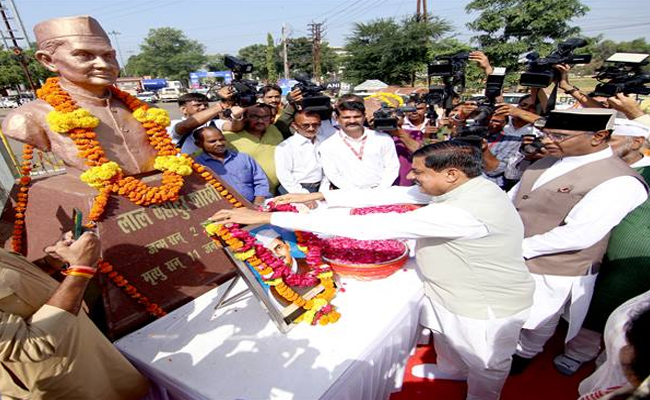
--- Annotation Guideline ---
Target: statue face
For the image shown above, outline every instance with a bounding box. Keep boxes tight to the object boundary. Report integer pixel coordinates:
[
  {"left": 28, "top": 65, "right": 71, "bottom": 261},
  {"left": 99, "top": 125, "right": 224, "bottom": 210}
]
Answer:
[{"left": 41, "top": 37, "right": 120, "bottom": 89}]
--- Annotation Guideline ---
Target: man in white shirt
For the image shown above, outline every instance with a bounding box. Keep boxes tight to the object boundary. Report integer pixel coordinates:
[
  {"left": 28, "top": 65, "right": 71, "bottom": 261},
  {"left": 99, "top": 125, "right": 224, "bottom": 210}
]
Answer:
[
  {"left": 318, "top": 100, "right": 399, "bottom": 189},
  {"left": 211, "top": 141, "right": 535, "bottom": 400},
  {"left": 168, "top": 91, "right": 244, "bottom": 156},
  {"left": 508, "top": 109, "right": 648, "bottom": 374},
  {"left": 275, "top": 110, "right": 328, "bottom": 194}
]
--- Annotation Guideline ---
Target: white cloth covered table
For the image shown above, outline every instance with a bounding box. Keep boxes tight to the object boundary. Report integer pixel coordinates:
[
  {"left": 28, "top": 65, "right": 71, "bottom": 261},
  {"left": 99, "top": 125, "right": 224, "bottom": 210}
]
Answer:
[{"left": 116, "top": 260, "right": 424, "bottom": 400}]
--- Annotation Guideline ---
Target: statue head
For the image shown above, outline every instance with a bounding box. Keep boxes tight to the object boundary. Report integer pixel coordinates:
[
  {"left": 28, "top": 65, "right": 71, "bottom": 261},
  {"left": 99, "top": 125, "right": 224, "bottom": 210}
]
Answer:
[{"left": 34, "top": 16, "right": 120, "bottom": 93}]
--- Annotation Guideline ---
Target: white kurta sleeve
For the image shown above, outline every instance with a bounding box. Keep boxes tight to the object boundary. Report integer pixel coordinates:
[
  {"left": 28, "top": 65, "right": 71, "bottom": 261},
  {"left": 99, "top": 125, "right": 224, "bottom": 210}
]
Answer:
[
  {"left": 275, "top": 143, "right": 308, "bottom": 194},
  {"left": 523, "top": 176, "right": 648, "bottom": 259},
  {"left": 271, "top": 203, "right": 488, "bottom": 240},
  {"left": 324, "top": 185, "right": 432, "bottom": 208}
]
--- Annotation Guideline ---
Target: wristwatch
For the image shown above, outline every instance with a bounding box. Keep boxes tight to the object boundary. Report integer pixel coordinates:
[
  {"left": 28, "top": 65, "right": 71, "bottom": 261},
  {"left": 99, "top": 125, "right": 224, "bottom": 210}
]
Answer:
[{"left": 564, "top": 86, "right": 581, "bottom": 95}]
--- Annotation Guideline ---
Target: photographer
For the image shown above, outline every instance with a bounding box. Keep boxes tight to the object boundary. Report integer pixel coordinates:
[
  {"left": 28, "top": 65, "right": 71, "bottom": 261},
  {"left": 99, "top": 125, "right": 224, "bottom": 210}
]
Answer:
[
  {"left": 0, "top": 231, "right": 149, "bottom": 399},
  {"left": 169, "top": 88, "right": 245, "bottom": 156},
  {"left": 556, "top": 64, "right": 611, "bottom": 109}
]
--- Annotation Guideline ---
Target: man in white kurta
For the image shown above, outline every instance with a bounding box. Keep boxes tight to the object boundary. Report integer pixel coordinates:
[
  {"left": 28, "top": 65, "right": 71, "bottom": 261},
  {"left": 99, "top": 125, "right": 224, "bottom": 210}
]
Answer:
[
  {"left": 211, "top": 141, "right": 534, "bottom": 400},
  {"left": 508, "top": 109, "right": 648, "bottom": 373},
  {"left": 318, "top": 100, "right": 399, "bottom": 189}
]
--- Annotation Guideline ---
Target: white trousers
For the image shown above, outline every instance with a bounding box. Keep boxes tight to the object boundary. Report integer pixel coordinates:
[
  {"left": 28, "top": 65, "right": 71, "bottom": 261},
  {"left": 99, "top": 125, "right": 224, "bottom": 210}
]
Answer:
[
  {"left": 517, "top": 272, "right": 597, "bottom": 358},
  {"left": 420, "top": 298, "right": 529, "bottom": 400}
]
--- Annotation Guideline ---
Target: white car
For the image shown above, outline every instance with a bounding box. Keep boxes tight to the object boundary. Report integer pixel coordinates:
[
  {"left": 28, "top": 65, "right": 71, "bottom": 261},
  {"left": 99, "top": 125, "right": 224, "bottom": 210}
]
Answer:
[
  {"left": 136, "top": 91, "right": 158, "bottom": 103},
  {"left": 159, "top": 87, "right": 186, "bottom": 102}
]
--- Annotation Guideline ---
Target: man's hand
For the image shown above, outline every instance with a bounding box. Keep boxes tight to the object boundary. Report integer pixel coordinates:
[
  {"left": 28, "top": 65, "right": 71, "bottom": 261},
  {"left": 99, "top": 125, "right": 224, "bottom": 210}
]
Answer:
[
  {"left": 229, "top": 106, "right": 245, "bottom": 120},
  {"left": 274, "top": 192, "right": 325, "bottom": 205},
  {"left": 209, "top": 209, "right": 272, "bottom": 225},
  {"left": 608, "top": 93, "right": 645, "bottom": 119},
  {"left": 554, "top": 64, "right": 572, "bottom": 90},
  {"left": 289, "top": 88, "right": 303, "bottom": 104},
  {"left": 44, "top": 231, "right": 101, "bottom": 268},
  {"left": 469, "top": 51, "right": 494, "bottom": 75},
  {"left": 217, "top": 85, "right": 235, "bottom": 100}
]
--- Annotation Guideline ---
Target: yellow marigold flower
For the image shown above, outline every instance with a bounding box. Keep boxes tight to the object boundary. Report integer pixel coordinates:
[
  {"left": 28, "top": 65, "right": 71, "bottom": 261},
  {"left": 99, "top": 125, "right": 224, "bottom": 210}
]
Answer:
[
  {"left": 204, "top": 223, "right": 222, "bottom": 236},
  {"left": 80, "top": 162, "right": 121, "bottom": 189},
  {"left": 46, "top": 109, "right": 100, "bottom": 133},
  {"left": 311, "top": 298, "right": 328, "bottom": 310},
  {"left": 234, "top": 248, "right": 255, "bottom": 260},
  {"left": 133, "top": 107, "right": 171, "bottom": 127},
  {"left": 266, "top": 278, "right": 283, "bottom": 286},
  {"left": 154, "top": 155, "right": 193, "bottom": 176},
  {"left": 318, "top": 271, "right": 333, "bottom": 279},
  {"left": 302, "top": 309, "right": 316, "bottom": 324}
]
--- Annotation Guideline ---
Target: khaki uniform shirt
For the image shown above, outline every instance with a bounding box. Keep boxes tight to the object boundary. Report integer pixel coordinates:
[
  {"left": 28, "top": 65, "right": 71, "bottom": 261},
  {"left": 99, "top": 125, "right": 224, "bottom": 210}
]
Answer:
[{"left": 0, "top": 250, "right": 149, "bottom": 400}]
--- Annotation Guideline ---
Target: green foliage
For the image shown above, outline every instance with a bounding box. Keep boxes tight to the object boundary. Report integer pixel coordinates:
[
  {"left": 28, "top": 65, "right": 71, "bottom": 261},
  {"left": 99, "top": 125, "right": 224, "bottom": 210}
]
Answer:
[
  {"left": 125, "top": 27, "right": 206, "bottom": 81},
  {"left": 204, "top": 54, "right": 226, "bottom": 71},
  {"left": 466, "top": 0, "right": 589, "bottom": 78},
  {"left": 0, "top": 47, "right": 53, "bottom": 89},
  {"left": 266, "top": 33, "right": 278, "bottom": 83},
  {"left": 238, "top": 37, "right": 339, "bottom": 81},
  {"left": 343, "top": 15, "right": 452, "bottom": 86}
]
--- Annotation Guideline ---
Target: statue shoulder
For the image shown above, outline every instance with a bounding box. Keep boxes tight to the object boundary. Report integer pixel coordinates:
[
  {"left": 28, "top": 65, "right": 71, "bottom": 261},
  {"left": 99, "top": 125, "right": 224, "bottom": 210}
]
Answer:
[{"left": 2, "top": 100, "right": 53, "bottom": 149}]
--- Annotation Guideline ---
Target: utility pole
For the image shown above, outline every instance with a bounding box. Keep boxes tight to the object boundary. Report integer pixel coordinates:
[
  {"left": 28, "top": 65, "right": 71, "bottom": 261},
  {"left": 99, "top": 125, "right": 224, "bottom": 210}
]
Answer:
[
  {"left": 416, "top": 0, "right": 428, "bottom": 22},
  {"left": 308, "top": 22, "right": 323, "bottom": 81},
  {"left": 282, "top": 23, "right": 289, "bottom": 79},
  {"left": 0, "top": 1, "right": 36, "bottom": 92},
  {"left": 7, "top": 0, "right": 29, "bottom": 48},
  {"left": 108, "top": 30, "right": 127, "bottom": 76}
]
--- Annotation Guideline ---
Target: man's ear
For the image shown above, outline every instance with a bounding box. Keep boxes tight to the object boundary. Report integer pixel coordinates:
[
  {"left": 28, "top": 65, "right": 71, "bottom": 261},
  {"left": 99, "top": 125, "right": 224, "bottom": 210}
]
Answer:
[
  {"left": 593, "top": 129, "right": 611, "bottom": 145},
  {"left": 34, "top": 50, "right": 58, "bottom": 73},
  {"left": 445, "top": 168, "right": 461, "bottom": 183}
]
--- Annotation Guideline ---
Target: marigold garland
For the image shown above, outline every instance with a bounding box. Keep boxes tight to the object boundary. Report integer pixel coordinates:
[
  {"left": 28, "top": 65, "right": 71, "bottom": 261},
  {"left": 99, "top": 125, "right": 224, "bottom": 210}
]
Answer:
[
  {"left": 11, "top": 144, "right": 33, "bottom": 253},
  {"left": 19, "top": 78, "right": 242, "bottom": 320},
  {"left": 205, "top": 202, "right": 340, "bottom": 326}
]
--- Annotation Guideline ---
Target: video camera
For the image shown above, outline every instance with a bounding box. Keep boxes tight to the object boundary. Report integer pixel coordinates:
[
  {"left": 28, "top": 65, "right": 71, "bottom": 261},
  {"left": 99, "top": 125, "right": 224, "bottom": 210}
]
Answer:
[
  {"left": 224, "top": 55, "right": 258, "bottom": 107},
  {"left": 372, "top": 104, "right": 417, "bottom": 132},
  {"left": 520, "top": 38, "right": 592, "bottom": 88},
  {"left": 292, "top": 73, "right": 332, "bottom": 120},
  {"left": 457, "top": 73, "right": 506, "bottom": 139},
  {"left": 592, "top": 53, "right": 650, "bottom": 97}
]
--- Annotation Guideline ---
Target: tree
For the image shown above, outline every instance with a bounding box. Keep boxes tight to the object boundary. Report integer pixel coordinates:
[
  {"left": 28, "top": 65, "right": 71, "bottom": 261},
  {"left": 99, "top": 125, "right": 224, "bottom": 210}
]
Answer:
[
  {"left": 0, "top": 47, "right": 53, "bottom": 90},
  {"left": 125, "top": 27, "right": 206, "bottom": 81},
  {"left": 237, "top": 44, "right": 268, "bottom": 80},
  {"left": 204, "top": 54, "right": 226, "bottom": 71},
  {"left": 266, "top": 33, "right": 278, "bottom": 83},
  {"left": 343, "top": 15, "right": 452, "bottom": 85},
  {"left": 466, "top": 0, "right": 589, "bottom": 78}
]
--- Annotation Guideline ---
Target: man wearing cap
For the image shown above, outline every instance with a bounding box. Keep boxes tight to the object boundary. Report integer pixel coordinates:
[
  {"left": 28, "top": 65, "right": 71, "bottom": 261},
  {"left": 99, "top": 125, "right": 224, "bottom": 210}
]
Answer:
[
  {"left": 508, "top": 108, "right": 649, "bottom": 374},
  {"left": 2, "top": 16, "right": 156, "bottom": 175},
  {"left": 552, "top": 119, "right": 650, "bottom": 381}
]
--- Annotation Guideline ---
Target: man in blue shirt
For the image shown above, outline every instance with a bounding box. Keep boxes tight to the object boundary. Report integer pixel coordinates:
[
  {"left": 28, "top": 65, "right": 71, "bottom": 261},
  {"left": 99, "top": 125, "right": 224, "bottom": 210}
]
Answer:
[{"left": 193, "top": 126, "right": 270, "bottom": 206}]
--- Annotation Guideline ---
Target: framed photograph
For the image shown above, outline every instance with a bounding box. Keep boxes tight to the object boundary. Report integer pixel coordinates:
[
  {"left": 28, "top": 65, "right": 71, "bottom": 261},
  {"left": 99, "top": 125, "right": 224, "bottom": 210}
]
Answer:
[{"left": 220, "top": 224, "right": 327, "bottom": 333}]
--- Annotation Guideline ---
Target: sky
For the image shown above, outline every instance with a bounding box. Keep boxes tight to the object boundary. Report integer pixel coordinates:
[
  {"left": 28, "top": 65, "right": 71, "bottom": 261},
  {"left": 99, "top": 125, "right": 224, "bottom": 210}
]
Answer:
[{"left": 12, "top": 0, "right": 650, "bottom": 66}]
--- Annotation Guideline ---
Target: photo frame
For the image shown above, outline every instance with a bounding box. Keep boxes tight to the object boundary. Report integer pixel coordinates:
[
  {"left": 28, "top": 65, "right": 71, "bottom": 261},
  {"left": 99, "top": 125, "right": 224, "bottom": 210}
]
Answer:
[{"left": 219, "top": 224, "right": 327, "bottom": 334}]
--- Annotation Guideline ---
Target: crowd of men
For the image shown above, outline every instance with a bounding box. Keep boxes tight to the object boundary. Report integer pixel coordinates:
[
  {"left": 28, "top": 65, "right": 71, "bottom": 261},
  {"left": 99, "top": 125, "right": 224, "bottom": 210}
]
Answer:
[{"left": 200, "top": 54, "right": 650, "bottom": 400}]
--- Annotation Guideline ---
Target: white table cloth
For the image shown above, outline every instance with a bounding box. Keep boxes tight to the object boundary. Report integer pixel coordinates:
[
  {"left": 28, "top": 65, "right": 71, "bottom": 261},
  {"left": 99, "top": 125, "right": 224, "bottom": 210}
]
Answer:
[{"left": 116, "top": 260, "right": 424, "bottom": 400}]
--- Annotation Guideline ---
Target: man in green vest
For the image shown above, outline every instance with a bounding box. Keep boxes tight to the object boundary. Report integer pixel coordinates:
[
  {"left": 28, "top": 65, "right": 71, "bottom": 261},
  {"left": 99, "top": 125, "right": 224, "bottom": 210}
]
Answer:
[
  {"left": 210, "top": 141, "right": 535, "bottom": 400},
  {"left": 553, "top": 118, "right": 650, "bottom": 376}
]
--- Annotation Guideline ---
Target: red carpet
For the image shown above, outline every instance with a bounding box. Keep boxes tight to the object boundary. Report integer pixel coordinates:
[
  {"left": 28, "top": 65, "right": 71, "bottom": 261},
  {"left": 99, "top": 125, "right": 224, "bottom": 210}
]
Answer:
[{"left": 391, "top": 322, "right": 596, "bottom": 400}]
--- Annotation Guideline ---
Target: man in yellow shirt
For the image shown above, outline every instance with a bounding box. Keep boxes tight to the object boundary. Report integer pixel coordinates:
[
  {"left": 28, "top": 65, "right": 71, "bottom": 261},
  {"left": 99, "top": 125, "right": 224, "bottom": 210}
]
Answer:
[{"left": 223, "top": 103, "right": 284, "bottom": 193}]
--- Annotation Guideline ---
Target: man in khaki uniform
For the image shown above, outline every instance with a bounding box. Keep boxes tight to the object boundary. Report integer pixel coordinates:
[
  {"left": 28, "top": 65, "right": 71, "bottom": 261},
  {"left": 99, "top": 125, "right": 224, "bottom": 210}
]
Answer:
[{"left": 0, "top": 232, "right": 149, "bottom": 399}]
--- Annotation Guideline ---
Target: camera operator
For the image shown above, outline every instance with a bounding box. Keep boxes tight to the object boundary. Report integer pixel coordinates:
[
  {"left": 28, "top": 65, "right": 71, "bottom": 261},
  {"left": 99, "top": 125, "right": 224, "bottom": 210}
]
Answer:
[
  {"left": 169, "top": 87, "right": 245, "bottom": 156},
  {"left": 556, "top": 64, "right": 612, "bottom": 109},
  {"left": 259, "top": 84, "right": 283, "bottom": 122}
]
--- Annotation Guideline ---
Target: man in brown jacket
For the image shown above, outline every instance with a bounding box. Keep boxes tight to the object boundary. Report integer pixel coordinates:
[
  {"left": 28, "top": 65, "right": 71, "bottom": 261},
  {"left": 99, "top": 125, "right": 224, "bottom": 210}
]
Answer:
[
  {"left": 0, "top": 232, "right": 149, "bottom": 399},
  {"left": 508, "top": 108, "right": 648, "bottom": 374}
]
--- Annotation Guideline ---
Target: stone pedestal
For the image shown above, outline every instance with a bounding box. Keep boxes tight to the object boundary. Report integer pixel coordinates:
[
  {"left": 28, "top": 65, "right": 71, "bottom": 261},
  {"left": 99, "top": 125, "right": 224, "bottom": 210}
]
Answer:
[{"left": 1, "top": 170, "right": 249, "bottom": 339}]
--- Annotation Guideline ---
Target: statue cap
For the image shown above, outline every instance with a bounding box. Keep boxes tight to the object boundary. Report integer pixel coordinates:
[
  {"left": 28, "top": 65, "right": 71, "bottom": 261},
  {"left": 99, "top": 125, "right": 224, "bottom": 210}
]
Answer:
[{"left": 34, "top": 16, "right": 110, "bottom": 47}]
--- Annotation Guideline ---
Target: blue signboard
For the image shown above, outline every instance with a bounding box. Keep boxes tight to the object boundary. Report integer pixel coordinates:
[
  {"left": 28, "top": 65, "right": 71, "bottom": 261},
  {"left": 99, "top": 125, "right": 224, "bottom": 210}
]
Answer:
[{"left": 189, "top": 71, "right": 233, "bottom": 88}]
